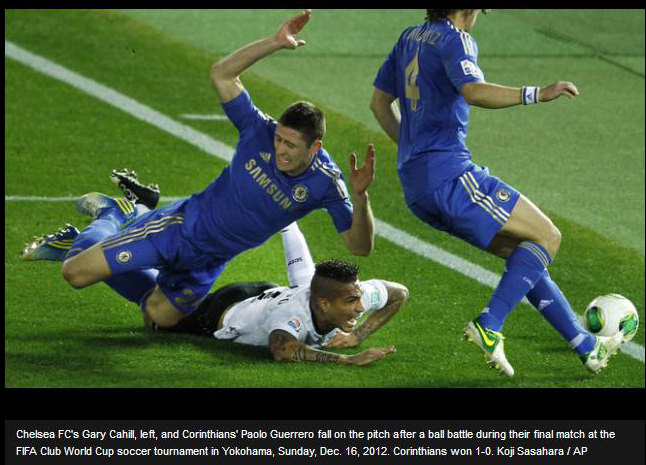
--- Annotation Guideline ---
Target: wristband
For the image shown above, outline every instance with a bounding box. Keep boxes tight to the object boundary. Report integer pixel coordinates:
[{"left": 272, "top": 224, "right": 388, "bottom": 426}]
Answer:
[{"left": 521, "top": 86, "right": 539, "bottom": 105}]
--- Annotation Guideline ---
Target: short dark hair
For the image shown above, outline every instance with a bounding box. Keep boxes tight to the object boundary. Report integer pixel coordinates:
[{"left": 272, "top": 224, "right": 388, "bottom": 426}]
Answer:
[
  {"left": 278, "top": 101, "right": 325, "bottom": 146},
  {"left": 311, "top": 259, "right": 359, "bottom": 300}
]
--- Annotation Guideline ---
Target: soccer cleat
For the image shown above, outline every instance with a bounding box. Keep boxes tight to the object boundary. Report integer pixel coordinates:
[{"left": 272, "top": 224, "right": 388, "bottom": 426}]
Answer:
[
  {"left": 110, "top": 168, "right": 160, "bottom": 210},
  {"left": 580, "top": 331, "right": 624, "bottom": 374},
  {"left": 463, "top": 319, "right": 515, "bottom": 377},
  {"left": 76, "top": 192, "right": 136, "bottom": 226},
  {"left": 20, "top": 224, "right": 79, "bottom": 261}
]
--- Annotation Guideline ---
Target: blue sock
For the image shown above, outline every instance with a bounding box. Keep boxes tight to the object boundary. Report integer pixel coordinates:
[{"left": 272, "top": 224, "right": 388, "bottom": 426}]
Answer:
[
  {"left": 478, "top": 241, "right": 552, "bottom": 331},
  {"left": 65, "top": 218, "right": 119, "bottom": 260},
  {"left": 527, "top": 271, "right": 595, "bottom": 354}
]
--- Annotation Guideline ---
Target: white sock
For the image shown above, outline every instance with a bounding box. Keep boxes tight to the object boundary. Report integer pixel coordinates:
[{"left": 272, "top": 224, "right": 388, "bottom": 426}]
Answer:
[{"left": 281, "top": 222, "right": 315, "bottom": 286}]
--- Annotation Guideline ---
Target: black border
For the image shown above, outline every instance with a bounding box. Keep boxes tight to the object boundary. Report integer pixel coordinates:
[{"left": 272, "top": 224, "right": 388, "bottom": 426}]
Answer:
[{"left": 5, "top": 387, "right": 645, "bottom": 420}]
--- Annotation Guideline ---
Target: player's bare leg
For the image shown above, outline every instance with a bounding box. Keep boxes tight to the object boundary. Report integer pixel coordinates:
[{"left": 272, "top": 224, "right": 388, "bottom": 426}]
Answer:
[
  {"left": 492, "top": 194, "right": 561, "bottom": 259},
  {"left": 61, "top": 242, "right": 112, "bottom": 289},
  {"left": 143, "top": 286, "right": 187, "bottom": 328}
]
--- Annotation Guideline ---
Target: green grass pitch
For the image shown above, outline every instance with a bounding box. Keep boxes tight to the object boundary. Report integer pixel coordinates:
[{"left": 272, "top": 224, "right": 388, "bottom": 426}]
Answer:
[{"left": 5, "top": 9, "right": 644, "bottom": 387}]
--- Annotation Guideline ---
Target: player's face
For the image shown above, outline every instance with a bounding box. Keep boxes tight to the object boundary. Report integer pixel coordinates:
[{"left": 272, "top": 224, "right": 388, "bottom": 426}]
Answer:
[
  {"left": 274, "top": 124, "right": 320, "bottom": 176},
  {"left": 326, "top": 281, "right": 364, "bottom": 332}
]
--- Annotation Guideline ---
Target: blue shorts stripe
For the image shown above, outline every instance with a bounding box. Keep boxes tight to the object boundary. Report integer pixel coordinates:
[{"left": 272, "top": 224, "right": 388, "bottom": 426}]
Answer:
[
  {"left": 465, "top": 172, "right": 510, "bottom": 221},
  {"left": 459, "top": 173, "right": 508, "bottom": 225}
]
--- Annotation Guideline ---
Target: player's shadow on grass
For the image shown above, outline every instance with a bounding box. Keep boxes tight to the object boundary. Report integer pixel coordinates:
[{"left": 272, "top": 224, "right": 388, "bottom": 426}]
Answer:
[
  {"left": 77, "top": 326, "right": 272, "bottom": 361},
  {"left": 6, "top": 326, "right": 271, "bottom": 380}
]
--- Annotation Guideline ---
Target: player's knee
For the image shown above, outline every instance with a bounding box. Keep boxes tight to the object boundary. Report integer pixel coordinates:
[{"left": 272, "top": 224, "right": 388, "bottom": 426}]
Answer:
[
  {"left": 541, "top": 223, "right": 562, "bottom": 259},
  {"left": 61, "top": 260, "right": 88, "bottom": 289}
]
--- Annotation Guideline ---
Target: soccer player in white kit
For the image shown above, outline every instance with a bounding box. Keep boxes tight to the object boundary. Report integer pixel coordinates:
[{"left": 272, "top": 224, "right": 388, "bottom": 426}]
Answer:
[{"left": 159, "top": 223, "right": 408, "bottom": 366}]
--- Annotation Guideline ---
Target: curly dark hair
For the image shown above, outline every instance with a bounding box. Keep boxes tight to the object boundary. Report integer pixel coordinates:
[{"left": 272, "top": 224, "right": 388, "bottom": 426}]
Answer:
[
  {"left": 311, "top": 259, "right": 359, "bottom": 300},
  {"left": 278, "top": 101, "right": 326, "bottom": 146}
]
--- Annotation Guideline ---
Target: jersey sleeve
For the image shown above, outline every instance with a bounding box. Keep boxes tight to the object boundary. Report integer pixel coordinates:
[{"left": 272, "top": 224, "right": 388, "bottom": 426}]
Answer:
[
  {"left": 359, "top": 279, "right": 388, "bottom": 315},
  {"left": 267, "top": 307, "right": 308, "bottom": 343},
  {"left": 221, "top": 89, "right": 274, "bottom": 134},
  {"left": 373, "top": 43, "right": 398, "bottom": 95},
  {"left": 441, "top": 31, "right": 485, "bottom": 91},
  {"left": 322, "top": 175, "right": 354, "bottom": 233}
]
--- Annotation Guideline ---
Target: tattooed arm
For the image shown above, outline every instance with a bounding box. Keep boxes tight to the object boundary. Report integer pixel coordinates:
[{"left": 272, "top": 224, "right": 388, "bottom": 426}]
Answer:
[{"left": 268, "top": 330, "right": 395, "bottom": 366}]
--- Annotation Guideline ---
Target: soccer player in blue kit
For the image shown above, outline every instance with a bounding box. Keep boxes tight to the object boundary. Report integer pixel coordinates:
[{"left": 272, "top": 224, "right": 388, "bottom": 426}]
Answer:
[
  {"left": 22, "top": 10, "right": 376, "bottom": 331},
  {"left": 370, "top": 9, "right": 625, "bottom": 375}
]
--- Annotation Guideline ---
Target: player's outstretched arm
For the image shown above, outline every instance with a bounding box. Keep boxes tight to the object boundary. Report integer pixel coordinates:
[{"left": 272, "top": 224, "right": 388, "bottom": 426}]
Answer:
[
  {"left": 211, "top": 9, "right": 312, "bottom": 103},
  {"left": 340, "top": 144, "right": 376, "bottom": 256},
  {"left": 460, "top": 81, "right": 579, "bottom": 109},
  {"left": 325, "top": 281, "right": 409, "bottom": 348},
  {"left": 269, "top": 330, "right": 395, "bottom": 365}
]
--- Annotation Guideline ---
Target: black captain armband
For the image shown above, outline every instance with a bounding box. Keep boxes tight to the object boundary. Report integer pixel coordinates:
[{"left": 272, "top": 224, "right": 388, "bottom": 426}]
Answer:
[{"left": 521, "top": 86, "right": 539, "bottom": 105}]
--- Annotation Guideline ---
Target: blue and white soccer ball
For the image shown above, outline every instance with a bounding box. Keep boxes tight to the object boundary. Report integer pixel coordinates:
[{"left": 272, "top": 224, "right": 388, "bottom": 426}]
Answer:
[{"left": 583, "top": 294, "right": 639, "bottom": 343}]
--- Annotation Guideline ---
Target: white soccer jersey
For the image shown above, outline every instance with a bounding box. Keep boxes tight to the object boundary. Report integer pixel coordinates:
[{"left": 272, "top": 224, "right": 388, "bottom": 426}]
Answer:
[{"left": 212, "top": 280, "right": 388, "bottom": 348}]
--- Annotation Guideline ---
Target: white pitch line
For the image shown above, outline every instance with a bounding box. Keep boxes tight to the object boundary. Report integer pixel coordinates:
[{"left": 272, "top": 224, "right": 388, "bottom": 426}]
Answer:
[
  {"left": 4, "top": 41, "right": 233, "bottom": 163},
  {"left": 5, "top": 195, "right": 187, "bottom": 203},
  {"left": 180, "top": 113, "right": 229, "bottom": 121},
  {"left": 6, "top": 40, "right": 643, "bottom": 363}
]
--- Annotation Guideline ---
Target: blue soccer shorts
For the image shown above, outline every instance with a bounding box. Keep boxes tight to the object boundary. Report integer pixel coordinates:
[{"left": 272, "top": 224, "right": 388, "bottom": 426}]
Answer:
[
  {"left": 99, "top": 198, "right": 228, "bottom": 313},
  {"left": 408, "top": 165, "right": 520, "bottom": 250}
]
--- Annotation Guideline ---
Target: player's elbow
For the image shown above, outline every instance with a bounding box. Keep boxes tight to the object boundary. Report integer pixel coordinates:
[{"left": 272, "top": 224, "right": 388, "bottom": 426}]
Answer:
[
  {"left": 370, "top": 89, "right": 394, "bottom": 116},
  {"left": 389, "top": 283, "right": 410, "bottom": 307},
  {"left": 270, "top": 342, "right": 296, "bottom": 363},
  {"left": 394, "top": 284, "right": 410, "bottom": 304},
  {"left": 210, "top": 62, "right": 226, "bottom": 83}
]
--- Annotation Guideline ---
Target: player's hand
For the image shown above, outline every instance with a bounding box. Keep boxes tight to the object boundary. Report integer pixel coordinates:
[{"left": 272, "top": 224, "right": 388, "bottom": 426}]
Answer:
[
  {"left": 324, "top": 330, "right": 361, "bottom": 348},
  {"left": 349, "top": 144, "right": 375, "bottom": 197},
  {"left": 275, "top": 9, "right": 312, "bottom": 50},
  {"left": 346, "top": 345, "right": 395, "bottom": 366},
  {"left": 539, "top": 81, "right": 579, "bottom": 102}
]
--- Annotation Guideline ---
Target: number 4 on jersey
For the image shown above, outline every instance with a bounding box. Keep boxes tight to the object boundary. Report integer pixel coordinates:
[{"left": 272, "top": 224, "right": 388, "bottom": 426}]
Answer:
[{"left": 405, "top": 48, "right": 420, "bottom": 111}]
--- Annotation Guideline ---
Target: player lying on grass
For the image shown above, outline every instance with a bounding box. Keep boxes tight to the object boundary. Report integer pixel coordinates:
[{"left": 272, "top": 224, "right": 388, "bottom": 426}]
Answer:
[
  {"left": 370, "top": 9, "right": 625, "bottom": 375},
  {"left": 21, "top": 10, "right": 376, "bottom": 332},
  {"left": 157, "top": 222, "right": 407, "bottom": 365}
]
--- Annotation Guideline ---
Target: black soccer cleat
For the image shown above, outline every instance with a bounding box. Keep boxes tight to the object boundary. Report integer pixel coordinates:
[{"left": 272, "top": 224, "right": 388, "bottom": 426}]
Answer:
[{"left": 109, "top": 168, "right": 160, "bottom": 210}]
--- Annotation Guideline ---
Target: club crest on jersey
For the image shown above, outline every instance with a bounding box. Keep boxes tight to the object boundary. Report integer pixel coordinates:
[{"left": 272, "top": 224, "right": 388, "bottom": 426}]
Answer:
[
  {"left": 496, "top": 188, "right": 511, "bottom": 202},
  {"left": 116, "top": 249, "right": 132, "bottom": 264},
  {"left": 292, "top": 184, "right": 308, "bottom": 203},
  {"left": 288, "top": 317, "right": 302, "bottom": 333}
]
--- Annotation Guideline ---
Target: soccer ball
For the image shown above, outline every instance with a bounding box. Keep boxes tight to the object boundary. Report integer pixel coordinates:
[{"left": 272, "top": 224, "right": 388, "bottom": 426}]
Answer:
[{"left": 583, "top": 294, "right": 639, "bottom": 343}]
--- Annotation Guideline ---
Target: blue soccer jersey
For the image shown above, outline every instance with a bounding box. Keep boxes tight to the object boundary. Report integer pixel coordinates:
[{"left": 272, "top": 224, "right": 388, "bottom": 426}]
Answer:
[
  {"left": 374, "top": 19, "right": 485, "bottom": 201},
  {"left": 183, "top": 90, "right": 353, "bottom": 258}
]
